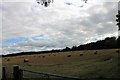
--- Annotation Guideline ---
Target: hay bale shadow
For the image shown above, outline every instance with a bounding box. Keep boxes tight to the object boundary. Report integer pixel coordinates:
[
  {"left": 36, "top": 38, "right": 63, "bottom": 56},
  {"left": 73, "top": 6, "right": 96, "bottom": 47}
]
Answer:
[{"left": 103, "top": 57, "right": 112, "bottom": 61}]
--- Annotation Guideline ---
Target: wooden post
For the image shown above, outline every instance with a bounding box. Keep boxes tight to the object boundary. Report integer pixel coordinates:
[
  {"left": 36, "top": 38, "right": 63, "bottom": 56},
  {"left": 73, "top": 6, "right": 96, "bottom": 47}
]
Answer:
[
  {"left": 13, "top": 65, "right": 22, "bottom": 80},
  {"left": 19, "top": 70, "right": 23, "bottom": 80},
  {"left": 2, "top": 67, "right": 6, "bottom": 80}
]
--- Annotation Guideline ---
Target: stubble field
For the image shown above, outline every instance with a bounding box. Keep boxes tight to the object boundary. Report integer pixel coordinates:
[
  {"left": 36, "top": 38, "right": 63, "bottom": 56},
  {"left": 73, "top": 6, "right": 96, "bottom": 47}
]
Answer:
[{"left": 2, "top": 49, "right": 120, "bottom": 79}]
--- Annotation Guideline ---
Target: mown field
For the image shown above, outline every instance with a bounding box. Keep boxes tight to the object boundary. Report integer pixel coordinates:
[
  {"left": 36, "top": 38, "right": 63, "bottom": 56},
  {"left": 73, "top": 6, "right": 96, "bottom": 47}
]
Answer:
[{"left": 2, "top": 49, "right": 120, "bottom": 79}]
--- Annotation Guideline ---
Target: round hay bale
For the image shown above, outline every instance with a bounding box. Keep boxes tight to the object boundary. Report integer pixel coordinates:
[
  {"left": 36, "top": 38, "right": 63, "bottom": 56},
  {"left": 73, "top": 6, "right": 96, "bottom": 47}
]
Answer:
[
  {"left": 67, "top": 55, "right": 71, "bottom": 57},
  {"left": 80, "top": 54, "right": 83, "bottom": 56},
  {"left": 7, "top": 59, "right": 10, "bottom": 61},
  {"left": 116, "top": 50, "right": 120, "bottom": 53},
  {"left": 24, "top": 59, "right": 29, "bottom": 63},
  {"left": 94, "top": 51, "right": 98, "bottom": 54},
  {"left": 42, "top": 56, "right": 45, "bottom": 58}
]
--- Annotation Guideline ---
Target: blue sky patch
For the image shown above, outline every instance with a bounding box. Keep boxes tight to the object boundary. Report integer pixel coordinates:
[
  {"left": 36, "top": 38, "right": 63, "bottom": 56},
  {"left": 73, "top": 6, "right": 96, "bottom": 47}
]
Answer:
[
  {"left": 32, "top": 34, "right": 44, "bottom": 41},
  {"left": 1, "top": 37, "right": 29, "bottom": 46}
]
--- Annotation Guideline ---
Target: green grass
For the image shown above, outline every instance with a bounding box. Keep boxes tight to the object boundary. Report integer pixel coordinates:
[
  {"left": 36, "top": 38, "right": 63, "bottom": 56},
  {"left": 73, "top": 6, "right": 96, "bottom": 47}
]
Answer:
[{"left": 2, "top": 49, "right": 120, "bottom": 79}]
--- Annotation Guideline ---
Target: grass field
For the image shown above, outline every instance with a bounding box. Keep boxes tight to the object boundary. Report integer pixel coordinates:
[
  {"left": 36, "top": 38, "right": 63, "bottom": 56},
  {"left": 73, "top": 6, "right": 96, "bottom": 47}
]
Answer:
[{"left": 2, "top": 49, "right": 120, "bottom": 79}]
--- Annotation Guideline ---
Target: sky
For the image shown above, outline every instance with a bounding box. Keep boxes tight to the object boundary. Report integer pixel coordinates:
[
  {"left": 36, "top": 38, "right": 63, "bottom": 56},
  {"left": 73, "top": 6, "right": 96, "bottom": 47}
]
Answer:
[{"left": 0, "top": 0, "right": 119, "bottom": 55}]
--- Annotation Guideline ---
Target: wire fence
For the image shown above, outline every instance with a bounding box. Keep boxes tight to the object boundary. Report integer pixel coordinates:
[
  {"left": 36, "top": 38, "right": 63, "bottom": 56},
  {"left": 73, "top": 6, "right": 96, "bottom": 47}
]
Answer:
[{"left": 2, "top": 65, "right": 86, "bottom": 80}]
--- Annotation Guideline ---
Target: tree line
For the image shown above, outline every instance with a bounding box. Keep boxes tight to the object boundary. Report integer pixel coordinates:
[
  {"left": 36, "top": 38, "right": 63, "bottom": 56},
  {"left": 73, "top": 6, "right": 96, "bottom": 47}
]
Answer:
[{"left": 63, "top": 36, "right": 120, "bottom": 51}]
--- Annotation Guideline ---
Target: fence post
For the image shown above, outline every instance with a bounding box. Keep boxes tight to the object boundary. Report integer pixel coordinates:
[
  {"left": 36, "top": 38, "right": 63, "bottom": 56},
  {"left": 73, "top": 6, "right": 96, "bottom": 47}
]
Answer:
[
  {"left": 19, "top": 70, "right": 23, "bottom": 80},
  {"left": 13, "top": 65, "right": 22, "bottom": 80},
  {"left": 2, "top": 67, "right": 6, "bottom": 80}
]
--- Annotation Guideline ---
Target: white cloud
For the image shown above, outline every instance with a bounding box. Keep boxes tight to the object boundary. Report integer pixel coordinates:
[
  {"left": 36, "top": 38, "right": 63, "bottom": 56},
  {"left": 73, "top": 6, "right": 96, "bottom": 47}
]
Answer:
[{"left": 1, "top": 1, "right": 118, "bottom": 54}]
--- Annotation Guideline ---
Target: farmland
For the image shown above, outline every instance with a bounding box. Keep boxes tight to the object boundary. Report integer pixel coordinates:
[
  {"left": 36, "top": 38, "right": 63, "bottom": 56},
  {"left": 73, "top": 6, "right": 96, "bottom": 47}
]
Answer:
[{"left": 2, "top": 49, "right": 120, "bottom": 79}]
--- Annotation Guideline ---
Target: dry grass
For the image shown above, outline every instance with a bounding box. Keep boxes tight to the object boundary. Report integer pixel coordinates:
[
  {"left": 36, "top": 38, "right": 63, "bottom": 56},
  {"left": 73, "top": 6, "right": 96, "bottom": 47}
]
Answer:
[{"left": 2, "top": 49, "right": 120, "bottom": 79}]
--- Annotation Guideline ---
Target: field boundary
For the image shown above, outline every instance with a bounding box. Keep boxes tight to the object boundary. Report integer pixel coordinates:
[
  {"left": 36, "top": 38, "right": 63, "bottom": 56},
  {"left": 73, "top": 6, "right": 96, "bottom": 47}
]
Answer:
[
  {"left": 2, "top": 65, "right": 86, "bottom": 80},
  {"left": 2, "top": 65, "right": 120, "bottom": 80}
]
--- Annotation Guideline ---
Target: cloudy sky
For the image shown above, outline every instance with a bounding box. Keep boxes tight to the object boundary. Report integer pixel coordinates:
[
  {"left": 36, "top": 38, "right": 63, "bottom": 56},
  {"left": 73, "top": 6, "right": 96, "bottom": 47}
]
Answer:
[{"left": 0, "top": 0, "right": 119, "bottom": 55}]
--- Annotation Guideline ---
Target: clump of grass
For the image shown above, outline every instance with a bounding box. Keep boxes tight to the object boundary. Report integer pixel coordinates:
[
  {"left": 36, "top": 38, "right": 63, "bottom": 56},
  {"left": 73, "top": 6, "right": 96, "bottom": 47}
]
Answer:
[{"left": 27, "top": 64, "right": 32, "bottom": 66}]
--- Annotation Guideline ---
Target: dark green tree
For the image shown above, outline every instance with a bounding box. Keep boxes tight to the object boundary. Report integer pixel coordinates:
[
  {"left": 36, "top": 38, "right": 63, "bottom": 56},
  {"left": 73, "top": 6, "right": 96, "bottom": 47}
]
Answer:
[
  {"left": 116, "top": 10, "right": 120, "bottom": 30},
  {"left": 116, "top": 10, "right": 120, "bottom": 48}
]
